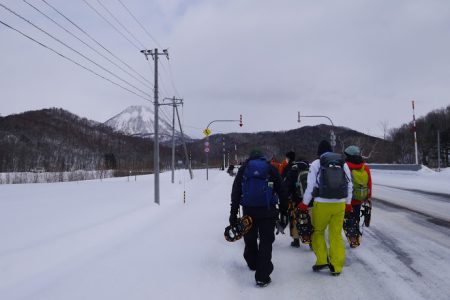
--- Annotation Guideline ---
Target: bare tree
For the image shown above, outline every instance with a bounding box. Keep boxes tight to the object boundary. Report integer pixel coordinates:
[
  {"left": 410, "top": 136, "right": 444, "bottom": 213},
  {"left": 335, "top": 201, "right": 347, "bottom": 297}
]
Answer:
[{"left": 379, "top": 120, "right": 389, "bottom": 140}]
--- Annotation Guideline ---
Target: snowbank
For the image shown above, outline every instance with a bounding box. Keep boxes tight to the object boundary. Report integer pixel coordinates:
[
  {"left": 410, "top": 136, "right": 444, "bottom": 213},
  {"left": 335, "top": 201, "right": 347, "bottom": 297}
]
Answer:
[
  {"left": 371, "top": 167, "right": 450, "bottom": 195},
  {"left": 0, "top": 170, "right": 115, "bottom": 184}
]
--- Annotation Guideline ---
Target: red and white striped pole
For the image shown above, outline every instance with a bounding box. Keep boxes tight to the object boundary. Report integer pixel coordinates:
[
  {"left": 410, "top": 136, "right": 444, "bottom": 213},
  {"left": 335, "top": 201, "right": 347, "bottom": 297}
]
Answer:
[{"left": 412, "top": 100, "right": 419, "bottom": 164}]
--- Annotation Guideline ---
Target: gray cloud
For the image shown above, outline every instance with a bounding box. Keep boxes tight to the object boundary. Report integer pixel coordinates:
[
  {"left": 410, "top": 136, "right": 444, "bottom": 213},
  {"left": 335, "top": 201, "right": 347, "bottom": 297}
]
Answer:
[{"left": 1, "top": 0, "right": 449, "bottom": 138}]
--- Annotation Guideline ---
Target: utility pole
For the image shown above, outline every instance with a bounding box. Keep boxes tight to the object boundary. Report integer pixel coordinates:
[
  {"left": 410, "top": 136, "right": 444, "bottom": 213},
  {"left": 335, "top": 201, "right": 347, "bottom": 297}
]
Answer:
[
  {"left": 162, "top": 96, "right": 185, "bottom": 183},
  {"left": 412, "top": 100, "right": 419, "bottom": 165},
  {"left": 141, "top": 48, "right": 169, "bottom": 205},
  {"left": 438, "top": 130, "right": 441, "bottom": 172},
  {"left": 222, "top": 137, "right": 226, "bottom": 170},
  {"left": 175, "top": 105, "right": 194, "bottom": 179}
]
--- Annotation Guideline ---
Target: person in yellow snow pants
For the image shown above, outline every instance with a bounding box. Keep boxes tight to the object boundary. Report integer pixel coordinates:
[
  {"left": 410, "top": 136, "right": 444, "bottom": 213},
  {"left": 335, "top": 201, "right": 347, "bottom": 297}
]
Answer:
[{"left": 311, "top": 201, "right": 346, "bottom": 274}]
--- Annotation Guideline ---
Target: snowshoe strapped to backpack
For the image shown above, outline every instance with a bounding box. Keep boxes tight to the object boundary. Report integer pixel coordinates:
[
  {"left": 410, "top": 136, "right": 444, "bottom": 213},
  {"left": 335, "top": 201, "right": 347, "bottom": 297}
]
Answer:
[
  {"left": 240, "top": 158, "right": 277, "bottom": 208},
  {"left": 316, "top": 153, "right": 348, "bottom": 199},
  {"left": 224, "top": 215, "right": 253, "bottom": 242},
  {"left": 295, "top": 209, "right": 313, "bottom": 244},
  {"left": 293, "top": 161, "right": 309, "bottom": 200}
]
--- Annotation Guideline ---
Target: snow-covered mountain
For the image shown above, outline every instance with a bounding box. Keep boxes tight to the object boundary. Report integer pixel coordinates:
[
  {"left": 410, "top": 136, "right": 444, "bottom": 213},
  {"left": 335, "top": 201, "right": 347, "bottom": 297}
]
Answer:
[{"left": 105, "top": 106, "right": 186, "bottom": 142}]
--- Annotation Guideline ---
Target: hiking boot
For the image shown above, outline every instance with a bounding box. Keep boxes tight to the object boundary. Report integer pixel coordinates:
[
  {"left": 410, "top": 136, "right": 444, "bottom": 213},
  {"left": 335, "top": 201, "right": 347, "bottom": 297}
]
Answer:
[
  {"left": 256, "top": 277, "right": 271, "bottom": 287},
  {"left": 329, "top": 264, "right": 341, "bottom": 276},
  {"left": 290, "top": 238, "right": 300, "bottom": 248},
  {"left": 312, "top": 264, "right": 329, "bottom": 272}
]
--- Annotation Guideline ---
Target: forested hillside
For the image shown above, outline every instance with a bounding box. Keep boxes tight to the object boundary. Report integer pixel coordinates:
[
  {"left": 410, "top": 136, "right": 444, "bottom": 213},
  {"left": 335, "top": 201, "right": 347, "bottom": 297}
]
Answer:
[
  {"left": 0, "top": 108, "right": 163, "bottom": 172},
  {"left": 388, "top": 105, "right": 449, "bottom": 166}
]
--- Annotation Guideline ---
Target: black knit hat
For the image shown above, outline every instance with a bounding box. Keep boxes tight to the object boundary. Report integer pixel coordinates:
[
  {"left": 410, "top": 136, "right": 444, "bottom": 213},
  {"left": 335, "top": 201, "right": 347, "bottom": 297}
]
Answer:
[
  {"left": 317, "top": 140, "right": 332, "bottom": 156},
  {"left": 285, "top": 151, "right": 295, "bottom": 161},
  {"left": 249, "top": 149, "right": 264, "bottom": 159}
]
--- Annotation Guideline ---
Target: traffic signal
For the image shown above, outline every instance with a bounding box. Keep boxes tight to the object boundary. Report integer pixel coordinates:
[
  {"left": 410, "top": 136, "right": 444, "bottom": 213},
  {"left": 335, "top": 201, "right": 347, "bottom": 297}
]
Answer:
[{"left": 239, "top": 114, "right": 243, "bottom": 127}]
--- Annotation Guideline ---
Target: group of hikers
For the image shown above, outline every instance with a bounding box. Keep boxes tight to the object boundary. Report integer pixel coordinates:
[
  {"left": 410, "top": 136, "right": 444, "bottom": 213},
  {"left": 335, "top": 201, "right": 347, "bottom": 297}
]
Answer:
[{"left": 226, "top": 140, "right": 372, "bottom": 287}]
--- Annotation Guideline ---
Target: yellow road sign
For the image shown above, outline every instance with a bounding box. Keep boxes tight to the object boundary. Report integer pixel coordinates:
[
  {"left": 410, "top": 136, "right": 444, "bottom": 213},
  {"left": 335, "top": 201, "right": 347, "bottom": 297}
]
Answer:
[{"left": 203, "top": 128, "right": 212, "bottom": 137}]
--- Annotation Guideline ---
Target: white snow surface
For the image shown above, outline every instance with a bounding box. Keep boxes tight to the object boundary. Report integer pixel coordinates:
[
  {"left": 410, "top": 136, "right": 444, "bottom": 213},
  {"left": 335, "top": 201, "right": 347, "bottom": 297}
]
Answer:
[
  {"left": 0, "top": 169, "right": 449, "bottom": 299},
  {"left": 371, "top": 167, "right": 450, "bottom": 221}
]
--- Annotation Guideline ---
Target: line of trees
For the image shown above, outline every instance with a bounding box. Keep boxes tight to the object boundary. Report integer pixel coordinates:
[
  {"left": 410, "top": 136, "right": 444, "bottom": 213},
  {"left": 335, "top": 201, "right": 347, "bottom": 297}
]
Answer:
[
  {"left": 0, "top": 108, "right": 175, "bottom": 173},
  {"left": 1, "top": 106, "right": 447, "bottom": 175},
  {"left": 387, "top": 105, "right": 449, "bottom": 167}
]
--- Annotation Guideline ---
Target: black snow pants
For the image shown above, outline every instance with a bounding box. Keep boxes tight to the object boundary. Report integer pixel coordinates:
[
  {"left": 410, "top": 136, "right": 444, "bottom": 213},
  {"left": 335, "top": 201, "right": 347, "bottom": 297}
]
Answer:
[{"left": 243, "top": 217, "right": 276, "bottom": 282}]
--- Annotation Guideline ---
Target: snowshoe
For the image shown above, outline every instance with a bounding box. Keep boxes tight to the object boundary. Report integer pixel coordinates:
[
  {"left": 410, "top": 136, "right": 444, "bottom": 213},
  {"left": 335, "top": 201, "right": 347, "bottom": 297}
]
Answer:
[
  {"left": 361, "top": 200, "right": 372, "bottom": 227},
  {"left": 343, "top": 212, "right": 361, "bottom": 248},
  {"left": 224, "top": 215, "right": 253, "bottom": 242},
  {"left": 295, "top": 209, "right": 313, "bottom": 244}
]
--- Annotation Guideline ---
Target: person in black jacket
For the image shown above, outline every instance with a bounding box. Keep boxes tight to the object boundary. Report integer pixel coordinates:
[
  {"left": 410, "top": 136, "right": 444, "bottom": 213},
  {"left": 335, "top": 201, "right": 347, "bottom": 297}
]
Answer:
[
  {"left": 229, "top": 149, "right": 289, "bottom": 287},
  {"left": 283, "top": 158, "right": 310, "bottom": 247}
]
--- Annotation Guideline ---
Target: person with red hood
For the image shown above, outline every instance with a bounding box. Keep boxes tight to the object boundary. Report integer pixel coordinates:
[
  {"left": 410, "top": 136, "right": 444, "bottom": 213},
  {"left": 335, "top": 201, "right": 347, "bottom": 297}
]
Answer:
[{"left": 343, "top": 145, "right": 372, "bottom": 248}]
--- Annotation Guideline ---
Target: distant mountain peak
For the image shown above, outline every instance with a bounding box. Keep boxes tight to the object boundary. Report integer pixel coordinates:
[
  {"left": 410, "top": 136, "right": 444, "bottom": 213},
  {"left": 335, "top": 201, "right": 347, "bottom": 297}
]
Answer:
[{"left": 104, "top": 105, "right": 187, "bottom": 141}]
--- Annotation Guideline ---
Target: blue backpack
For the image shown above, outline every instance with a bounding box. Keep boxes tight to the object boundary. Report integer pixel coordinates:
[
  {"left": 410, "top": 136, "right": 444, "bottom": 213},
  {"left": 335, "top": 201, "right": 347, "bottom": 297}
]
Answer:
[{"left": 240, "top": 158, "right": 277, "bottom": 207}]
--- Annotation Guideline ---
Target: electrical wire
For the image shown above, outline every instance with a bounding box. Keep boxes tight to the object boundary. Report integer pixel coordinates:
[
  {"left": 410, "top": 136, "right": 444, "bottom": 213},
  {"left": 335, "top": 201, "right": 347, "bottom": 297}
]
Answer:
[
  {"left": 92, "top": 0, "right": 182, "bottom": 109},
  {"left": 0, "top": 19, "right": 152, "bottom": 102},
  {"left": 166, "top": 60, "right": 181, "bottom": 97},
  {"left": 39, "top": 0, "right": 151, "bottom": 85},
  {"left": 0, "top": 2, "right": 152, "bottom": 99},
  {"left": 96, "top": 0, "right": 146, "bottom": 49},
  {"left": 114, "top": 0, "right": 181, "bottom": 99},
  {"left": 80, "top": 0, "right": 141, "bottom": 51},
  {"left": 23, "top": 0, "right": 153, "bottom": 90},
  {"left": 116, "top": 0, "right": 161, "bottom": 48}
]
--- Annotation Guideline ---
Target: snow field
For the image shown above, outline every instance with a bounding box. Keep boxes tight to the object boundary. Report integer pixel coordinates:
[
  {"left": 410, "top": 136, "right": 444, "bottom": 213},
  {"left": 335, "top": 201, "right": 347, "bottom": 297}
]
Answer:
[{"left": 0, "top": 169, "right": 449, "bottom": 299}]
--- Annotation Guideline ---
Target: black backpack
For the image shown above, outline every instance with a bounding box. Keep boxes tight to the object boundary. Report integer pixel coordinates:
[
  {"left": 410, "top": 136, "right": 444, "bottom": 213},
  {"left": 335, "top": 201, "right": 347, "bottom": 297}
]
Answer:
[
  {"left": 316, "top": 153, "right": 348, "bottom": 199},
  {"left": 292, "top": 161, "right": 309, "bottom": 200}
]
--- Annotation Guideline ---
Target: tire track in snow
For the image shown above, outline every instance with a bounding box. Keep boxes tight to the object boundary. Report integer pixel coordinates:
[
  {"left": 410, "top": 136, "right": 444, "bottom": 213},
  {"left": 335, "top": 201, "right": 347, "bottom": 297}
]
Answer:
[
  {"left": 372, "top": 197, "right": 450, "bottom": 230},
  {"left": 374, "top": 184, "right": 450, "bottom": 202}
]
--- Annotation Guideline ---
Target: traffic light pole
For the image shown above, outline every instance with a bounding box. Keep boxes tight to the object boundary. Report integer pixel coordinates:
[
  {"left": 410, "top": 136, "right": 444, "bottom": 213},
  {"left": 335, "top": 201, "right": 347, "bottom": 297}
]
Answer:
[
  {"left": 297, "top": 112, "right": 336, "bottom": 149},
  {"left": 204, "top": 116, "right": 242, "bottom": 180}
]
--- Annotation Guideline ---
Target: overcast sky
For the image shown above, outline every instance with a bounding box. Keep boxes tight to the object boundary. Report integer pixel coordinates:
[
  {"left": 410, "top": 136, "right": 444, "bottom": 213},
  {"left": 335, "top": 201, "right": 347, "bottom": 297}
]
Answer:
[{"left": 1, "top": 0, "right": 449, "bottom": 138}]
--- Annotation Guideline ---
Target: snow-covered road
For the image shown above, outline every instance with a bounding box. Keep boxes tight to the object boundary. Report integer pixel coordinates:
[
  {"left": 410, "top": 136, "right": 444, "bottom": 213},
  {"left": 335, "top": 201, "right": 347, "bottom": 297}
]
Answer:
[{"left": 0, "top": 169, "right": 449, "bottom": 299}]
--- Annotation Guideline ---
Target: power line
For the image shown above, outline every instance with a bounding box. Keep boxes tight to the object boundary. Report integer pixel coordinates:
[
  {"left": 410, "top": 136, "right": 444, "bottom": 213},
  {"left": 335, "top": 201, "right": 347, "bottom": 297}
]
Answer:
[
  {"left": 96, "top": 0, "right": 146, "bottom": 49},
  {"left": 0, "top": 2, "right": 152, "bottom": 100},
  {"left": 80, "top": 0, "right": 141, "bottom": 51},
  {"left": 39, "top": 0, "right": 151, "bottom": 86},
  {"left": 0, "top": 19, "right": 152, "bottom": 102},
  {"left": 160, "top": 60, "right": 181, "bottom": 98},
  {"left": 166, "top": 60, "right": 181, "bottom": 97},
  {"left": 116, "top": 0, "right": 161, "bottom": 48},
  {"left": 106, "top": 0, "right": 181, "bottom": 100},
  {"left": 23, "top": 0, "right": 152, "bottom": 90}
]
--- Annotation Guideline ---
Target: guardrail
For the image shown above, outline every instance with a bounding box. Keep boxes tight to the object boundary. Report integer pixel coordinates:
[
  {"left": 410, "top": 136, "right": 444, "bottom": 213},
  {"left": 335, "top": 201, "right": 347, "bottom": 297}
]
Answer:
[{"left": 368, "top": 164, "right": 422, "bottom": 171}]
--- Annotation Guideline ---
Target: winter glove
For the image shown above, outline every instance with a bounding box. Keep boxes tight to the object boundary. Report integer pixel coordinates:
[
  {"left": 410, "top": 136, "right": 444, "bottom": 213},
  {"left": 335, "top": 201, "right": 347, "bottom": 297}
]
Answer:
[
  {"left": 297, "top": 202, "right": 309, "bottom": 212},
  {"left": 229, "top": 214, "right": 238, "bottom": 227},
  {"left": 345, "top": 204, "right": 353, "bottom": 213},
  {"left": 279, "top": 212, "right": 288, "bottom": 228}
]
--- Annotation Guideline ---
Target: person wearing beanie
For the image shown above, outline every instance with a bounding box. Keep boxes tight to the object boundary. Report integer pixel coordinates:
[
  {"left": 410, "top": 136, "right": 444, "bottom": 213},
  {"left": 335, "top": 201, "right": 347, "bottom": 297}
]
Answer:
[
  {"left": 317, "top": 140, "right": 333, "bottom": 156},
  {"left": 279, "top": 150, "right": 295, "bottom": 178},
  {"left": 297, "top": 140, "right": 352, "bottom": 276},
  {"left": 343, "top": 145, "right": 372, "bottom": 248},
  {"left": 229, "top": 149, "right": 289, "bottom": 287}
]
